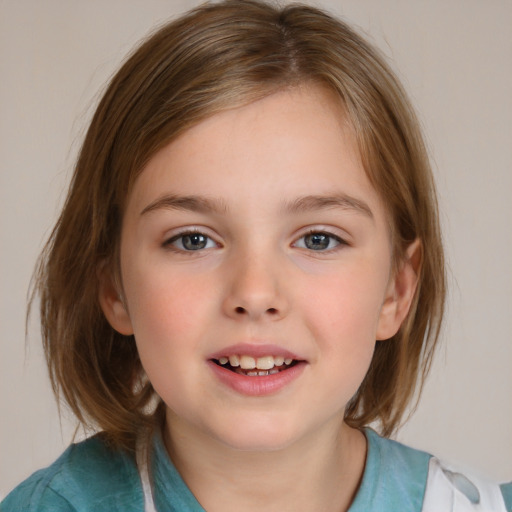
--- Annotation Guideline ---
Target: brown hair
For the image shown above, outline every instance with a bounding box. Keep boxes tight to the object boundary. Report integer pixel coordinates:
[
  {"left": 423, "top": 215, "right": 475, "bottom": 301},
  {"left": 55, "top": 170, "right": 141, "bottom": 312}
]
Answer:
[{"left": 34, "top": 0, "right": 445, "bottom": 450}]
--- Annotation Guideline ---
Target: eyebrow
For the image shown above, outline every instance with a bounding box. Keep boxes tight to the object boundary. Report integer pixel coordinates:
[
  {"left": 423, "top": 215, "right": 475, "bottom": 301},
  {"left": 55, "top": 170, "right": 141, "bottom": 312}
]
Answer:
[
  {"left": 283, "top": 194, "right": 374, "bottom": 219},
  {"left": 140, "top": 194, "right": 228, "bottom": 216},
  {"left": 140, "top": 193, "right": 373, "bottom": 219}
]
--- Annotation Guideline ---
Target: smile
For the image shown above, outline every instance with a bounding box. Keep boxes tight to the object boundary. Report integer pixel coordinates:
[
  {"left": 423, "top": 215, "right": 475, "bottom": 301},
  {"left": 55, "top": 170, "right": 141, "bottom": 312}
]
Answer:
[
  {"left": 214, "top": 355, "right": 298, "bottom": 376},
  {"left": 207, "top": 344, "right": 306, "bottom": 395}
]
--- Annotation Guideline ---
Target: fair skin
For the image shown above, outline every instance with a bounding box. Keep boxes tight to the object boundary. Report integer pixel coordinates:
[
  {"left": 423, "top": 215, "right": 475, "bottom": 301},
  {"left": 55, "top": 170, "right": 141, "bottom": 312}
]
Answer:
[{"left": 100, "top": 85, "right": 419, "bottom": 511}]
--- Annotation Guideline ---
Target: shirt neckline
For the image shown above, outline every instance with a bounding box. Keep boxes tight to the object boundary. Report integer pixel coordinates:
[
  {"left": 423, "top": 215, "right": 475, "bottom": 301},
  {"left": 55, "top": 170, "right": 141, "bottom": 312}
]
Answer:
[{"left": 148, "top": 427, "right": 430, "bottom": 511}]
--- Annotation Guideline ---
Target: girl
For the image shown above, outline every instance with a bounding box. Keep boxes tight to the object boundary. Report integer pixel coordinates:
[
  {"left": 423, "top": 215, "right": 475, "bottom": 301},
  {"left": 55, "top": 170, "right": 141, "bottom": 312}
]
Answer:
[{"left": 2, "top": 1, "right": 510, "bottom": 510}]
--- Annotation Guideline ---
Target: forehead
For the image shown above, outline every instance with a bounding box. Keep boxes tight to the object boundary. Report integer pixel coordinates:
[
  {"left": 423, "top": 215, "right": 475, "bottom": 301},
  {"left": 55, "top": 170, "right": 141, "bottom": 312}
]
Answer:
[{"left": 126, "top": 85, "right": 387, "bottom": 224}]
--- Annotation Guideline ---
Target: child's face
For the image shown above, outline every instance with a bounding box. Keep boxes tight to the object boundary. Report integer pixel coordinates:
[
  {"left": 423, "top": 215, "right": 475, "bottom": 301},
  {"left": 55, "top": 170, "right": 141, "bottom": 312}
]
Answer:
[{"left": 101, "top": 85, "right": 416, "bottom": 452}]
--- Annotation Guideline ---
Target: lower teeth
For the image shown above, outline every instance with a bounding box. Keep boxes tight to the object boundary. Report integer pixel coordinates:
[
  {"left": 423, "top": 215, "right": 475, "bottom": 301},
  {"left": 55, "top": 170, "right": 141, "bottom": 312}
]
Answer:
[{"left": 234, "top": 367, "right": 282, "bottom": 376}]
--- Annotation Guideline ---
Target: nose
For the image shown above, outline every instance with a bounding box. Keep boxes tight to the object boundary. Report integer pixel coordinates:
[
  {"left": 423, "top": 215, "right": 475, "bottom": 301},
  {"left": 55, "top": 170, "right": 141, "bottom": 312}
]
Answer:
[{"left": 222, "top": 250, "right": 289, "bottom": 321}]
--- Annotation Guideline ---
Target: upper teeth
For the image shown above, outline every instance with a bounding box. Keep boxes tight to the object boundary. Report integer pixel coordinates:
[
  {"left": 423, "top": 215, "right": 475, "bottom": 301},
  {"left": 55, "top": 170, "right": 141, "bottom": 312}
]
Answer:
[{"left": 218, "top": 355, "right": 293, "bottom": 370}]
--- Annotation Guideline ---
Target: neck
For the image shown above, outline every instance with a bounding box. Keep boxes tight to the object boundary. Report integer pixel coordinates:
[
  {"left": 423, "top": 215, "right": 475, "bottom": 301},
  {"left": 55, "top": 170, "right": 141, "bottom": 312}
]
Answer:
[{"left": 163, "top": 412, "right": 367, "bottom": 512}]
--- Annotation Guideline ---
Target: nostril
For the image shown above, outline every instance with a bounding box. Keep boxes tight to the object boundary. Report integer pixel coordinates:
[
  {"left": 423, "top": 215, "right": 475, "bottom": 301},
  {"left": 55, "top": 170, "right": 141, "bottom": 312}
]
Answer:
[
  {"left": 267, "top": 308, "right": 278, "bottom": 315},
  {"left": 235, "top": 306, "right": 246, "bottom": 314}
]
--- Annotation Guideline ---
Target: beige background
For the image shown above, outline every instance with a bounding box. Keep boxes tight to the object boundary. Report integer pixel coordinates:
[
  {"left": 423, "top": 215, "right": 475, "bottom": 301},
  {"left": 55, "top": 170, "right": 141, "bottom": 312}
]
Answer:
[{"left": 1, "top": 0, "right": 511, "bottom": 499}]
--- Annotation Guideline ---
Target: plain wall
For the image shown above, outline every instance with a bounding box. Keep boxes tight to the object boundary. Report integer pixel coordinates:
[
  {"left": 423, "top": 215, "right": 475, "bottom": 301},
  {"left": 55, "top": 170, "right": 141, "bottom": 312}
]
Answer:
[{"left": 1, "top": 0, "right": 511, "bottom": 498}]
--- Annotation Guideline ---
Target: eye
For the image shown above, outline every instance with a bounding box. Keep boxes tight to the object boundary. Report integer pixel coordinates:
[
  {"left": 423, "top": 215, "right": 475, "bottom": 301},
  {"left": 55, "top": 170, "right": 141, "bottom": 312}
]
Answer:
[
  {"left": 294, "top": 231, "right": 344, "bottom": 251},
  {"left": 165, "top": 231, "right": 217, "bottom": 251}
]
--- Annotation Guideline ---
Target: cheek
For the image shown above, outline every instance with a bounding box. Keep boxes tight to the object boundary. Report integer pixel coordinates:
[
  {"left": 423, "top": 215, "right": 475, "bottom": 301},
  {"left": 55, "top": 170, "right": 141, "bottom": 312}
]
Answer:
[
  {"left": 298, "top": 264, "right": 389, "bottom": 391},
  {"left": 121, "top": 268, "right": 215, "bottom": 403},
  {"left": 301, "top": 267, "right": 387, "bottom": 341},
  {"left": 122, "top": 264, "right": 215, "bottom": 356}
]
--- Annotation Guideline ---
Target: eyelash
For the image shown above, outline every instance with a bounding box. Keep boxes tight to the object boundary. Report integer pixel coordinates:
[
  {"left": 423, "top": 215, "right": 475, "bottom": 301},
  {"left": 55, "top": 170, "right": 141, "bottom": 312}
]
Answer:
[
  {"left": 163, "top": 230, "right": 218, "bottom": 252},
  {"left": 293, "top": 229, "right": 347, "bottom": 252},
  {"left": 163, "top": 228, "right": 347, "bottom": 253}
]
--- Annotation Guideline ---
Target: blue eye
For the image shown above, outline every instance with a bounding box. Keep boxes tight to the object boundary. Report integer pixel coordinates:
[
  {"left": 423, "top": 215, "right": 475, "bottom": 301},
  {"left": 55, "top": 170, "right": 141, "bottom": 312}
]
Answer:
[
  {"left": 295, "top": 232, "right": 343, "bottom": 251},
  {"left": 166, "top": 232, "right": 216, "bottom": 251}
]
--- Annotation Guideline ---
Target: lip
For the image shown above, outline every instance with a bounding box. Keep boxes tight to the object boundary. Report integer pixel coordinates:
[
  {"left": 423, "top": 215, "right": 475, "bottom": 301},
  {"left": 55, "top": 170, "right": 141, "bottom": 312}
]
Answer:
[
  {"left": 207, "top": 343, "right": 307, "bottom": 396},
  {"left": 208, "top": 359, "right": 307, "bottom": 396}
]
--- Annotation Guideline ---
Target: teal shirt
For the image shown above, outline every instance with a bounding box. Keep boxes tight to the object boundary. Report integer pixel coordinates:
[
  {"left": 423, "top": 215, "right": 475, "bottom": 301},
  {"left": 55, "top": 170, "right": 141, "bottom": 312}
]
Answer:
[{"left": 2, "top": 429, "right": 511, "bottom": 511}]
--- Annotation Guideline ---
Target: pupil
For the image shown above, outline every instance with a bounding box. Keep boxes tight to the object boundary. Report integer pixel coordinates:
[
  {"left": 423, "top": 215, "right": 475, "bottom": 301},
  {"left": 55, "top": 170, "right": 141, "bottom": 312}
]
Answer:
[
  {"left": 305, "top": 233, "right": 329, "bottom": 250},
  {"left": 183, "top": 234, "right": 207, "bottom": 250}
]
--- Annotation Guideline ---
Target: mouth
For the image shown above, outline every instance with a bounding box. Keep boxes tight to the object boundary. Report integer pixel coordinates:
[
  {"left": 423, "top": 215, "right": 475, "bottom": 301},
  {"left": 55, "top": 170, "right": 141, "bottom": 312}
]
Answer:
[
  {"left": 212, "top": 354, "right": 299, "bottom": 377},
  {"left": 208, "top": 346, "right": 306, "bottom": 395}
]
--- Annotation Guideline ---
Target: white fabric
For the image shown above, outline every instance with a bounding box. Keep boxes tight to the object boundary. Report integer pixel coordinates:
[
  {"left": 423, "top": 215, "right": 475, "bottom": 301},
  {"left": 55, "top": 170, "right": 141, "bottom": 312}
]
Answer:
[
  {"left": 422, "top": 457, "right": 506, "bottom": 512},
  {"left": 136, "top": 434, "right": 158, "bottom": 512}
]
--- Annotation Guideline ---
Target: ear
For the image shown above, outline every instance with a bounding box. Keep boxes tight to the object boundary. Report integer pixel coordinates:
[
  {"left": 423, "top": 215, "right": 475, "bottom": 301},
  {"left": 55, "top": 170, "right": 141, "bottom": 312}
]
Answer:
[
  {"left": 376, "top": 239, "right": 421, "bottom": 341},
  {"left": 98, "top": 265, "right": 134, "bottom": 336}
]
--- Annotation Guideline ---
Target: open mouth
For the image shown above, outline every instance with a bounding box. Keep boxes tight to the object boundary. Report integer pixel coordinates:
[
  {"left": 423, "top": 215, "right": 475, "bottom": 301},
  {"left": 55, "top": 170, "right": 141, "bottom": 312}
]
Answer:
[{"left": 212, "top": 354, "right": 299, "bottom": 377}]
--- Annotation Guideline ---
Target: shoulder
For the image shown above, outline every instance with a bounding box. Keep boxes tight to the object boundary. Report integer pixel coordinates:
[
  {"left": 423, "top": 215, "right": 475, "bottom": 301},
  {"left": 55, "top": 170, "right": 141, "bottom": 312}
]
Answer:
[
  {"left": 365, "top": 428, "right": 432, "bottom": 473},
  {"left": 357, "top": 430, "right": 511, "bottom": 511},
  {"left": 350, "top": 429, "right": 432, "bottom": 511},
  {"left": 1, "top": 435, "right": 144, "bottom": 512},
  {"left": 422, "top": 457, "right": 511, "bottom": 512}
]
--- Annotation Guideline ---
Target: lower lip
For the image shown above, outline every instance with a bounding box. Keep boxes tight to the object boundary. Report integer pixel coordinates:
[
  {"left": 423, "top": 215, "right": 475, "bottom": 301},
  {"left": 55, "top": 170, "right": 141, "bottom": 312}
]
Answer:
[{"left": 207, "top": 361, "right": 306, "bottom": 396}]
